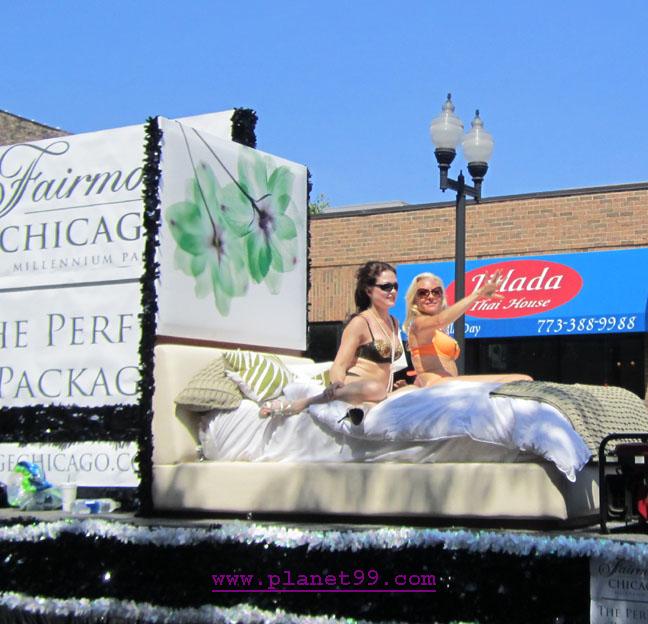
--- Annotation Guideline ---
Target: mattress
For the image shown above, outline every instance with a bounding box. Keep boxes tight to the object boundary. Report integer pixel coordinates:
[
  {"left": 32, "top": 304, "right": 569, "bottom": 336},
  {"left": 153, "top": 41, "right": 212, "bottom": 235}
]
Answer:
[
  {"left": 199, "top": 397, "right": 526, "bottom": 464},
  {"left": 152, "top": 461, "right": 599, "bottom": 520},
  {"left": 199, "top": 381, "right": 592, "bottom": 481}
]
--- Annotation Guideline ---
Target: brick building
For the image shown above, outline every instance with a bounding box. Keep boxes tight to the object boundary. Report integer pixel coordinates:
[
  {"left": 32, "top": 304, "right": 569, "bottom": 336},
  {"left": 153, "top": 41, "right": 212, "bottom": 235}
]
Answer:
[
  {"left": 309, "top": 184, "right": 648, "bottom": 398},
  {"left": 0, "top": 110, "right": 68, "bottom": 145}
]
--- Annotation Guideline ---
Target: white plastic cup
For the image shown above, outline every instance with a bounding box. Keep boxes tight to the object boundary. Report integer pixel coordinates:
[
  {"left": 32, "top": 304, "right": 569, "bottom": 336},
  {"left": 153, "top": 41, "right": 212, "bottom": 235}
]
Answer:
[{"left": 60, "top": 482, "right": 77, "bottom": 513}]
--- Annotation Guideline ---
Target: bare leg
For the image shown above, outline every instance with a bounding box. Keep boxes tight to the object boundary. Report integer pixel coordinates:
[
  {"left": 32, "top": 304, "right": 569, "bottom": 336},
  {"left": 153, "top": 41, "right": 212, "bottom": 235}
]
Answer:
[
  {"left": 450, "top": 373, "right": 532, "bottom": 383},
  {"left": 332, "top": 378, "right": 387, "bottom": 404},
  {"left": 421, "top": 372, "right": 532, "bottom": 387},
  {"left": 260, "top": 378, "right": 388, "bottom": 417}
]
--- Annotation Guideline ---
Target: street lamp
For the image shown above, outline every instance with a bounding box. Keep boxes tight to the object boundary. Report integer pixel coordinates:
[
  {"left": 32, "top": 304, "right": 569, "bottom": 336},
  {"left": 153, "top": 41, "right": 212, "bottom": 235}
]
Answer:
[{"left": 429, "top": 93, "right": 494, "bottom": 374}]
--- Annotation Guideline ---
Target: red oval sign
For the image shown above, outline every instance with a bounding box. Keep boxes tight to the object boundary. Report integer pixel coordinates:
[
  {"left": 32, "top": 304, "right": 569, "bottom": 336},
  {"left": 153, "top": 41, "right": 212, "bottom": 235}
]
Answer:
[{"left": 445, "top": 259, "right": 583, "bottom": 319}]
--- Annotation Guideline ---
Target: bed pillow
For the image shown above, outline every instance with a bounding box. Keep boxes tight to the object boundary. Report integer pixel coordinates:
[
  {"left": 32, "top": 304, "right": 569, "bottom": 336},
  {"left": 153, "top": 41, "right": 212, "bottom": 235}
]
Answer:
[
  {"left": 174, "top": 354, "right": 243, "bottom": 412},
  {"left": 223, "top": 349, "right": 293, "bottom": 403},
  {"left": 310, "top": 368, "right": 331, "bottom": 386},
  {"left": 286, "top": 361, "right": 332, "bottom": 386}
]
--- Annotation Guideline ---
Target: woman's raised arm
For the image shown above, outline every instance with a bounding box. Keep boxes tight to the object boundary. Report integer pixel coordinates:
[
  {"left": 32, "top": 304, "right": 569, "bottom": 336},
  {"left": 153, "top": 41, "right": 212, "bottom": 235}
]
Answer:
[{"left": 412, "top": 270, "right": 503, "bottom": 331}]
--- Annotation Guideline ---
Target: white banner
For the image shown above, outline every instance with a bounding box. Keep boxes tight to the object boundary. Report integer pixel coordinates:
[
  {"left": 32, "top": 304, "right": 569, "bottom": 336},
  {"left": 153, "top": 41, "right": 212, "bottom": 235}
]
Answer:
[
  {"left": 0, "top": 125, "right": 147, "bottom": 408},
  {"left": 156, "top": 117, "right": 308, "bottom": 350},
  {"left": 0, "top": 125, "right": 146, "bottom": 289},
  {"left": 0, "top": 283, "right": 141, "bottom": 407},
  {"left": 591, "top": 557, "right": 648, "bottom": 623},
  {"left": 0, "top": 441, "right": 138, "bottom": 487},
  {"left": 175, "top": 110, "right": 236, "bottom": 137}
]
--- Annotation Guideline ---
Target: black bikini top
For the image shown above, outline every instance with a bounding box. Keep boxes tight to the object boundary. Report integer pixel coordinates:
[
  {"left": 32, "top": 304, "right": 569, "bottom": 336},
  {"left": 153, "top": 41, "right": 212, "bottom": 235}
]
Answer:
[{"left": 355, "top": 315, "right": 403, "bottom": 364}]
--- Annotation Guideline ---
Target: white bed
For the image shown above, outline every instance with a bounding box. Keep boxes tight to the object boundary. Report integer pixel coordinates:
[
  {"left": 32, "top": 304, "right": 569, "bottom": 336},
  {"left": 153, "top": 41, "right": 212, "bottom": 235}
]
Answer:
[
  {"left": 151, "top": 343, "right": 601, "bottom": 523},
  {"left": 199, "top": 380, "right": 591, "bottom": 483}
]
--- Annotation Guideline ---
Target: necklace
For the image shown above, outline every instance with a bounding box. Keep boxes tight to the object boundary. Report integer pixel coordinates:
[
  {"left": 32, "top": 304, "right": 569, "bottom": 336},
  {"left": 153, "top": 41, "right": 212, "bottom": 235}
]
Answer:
[
  {"left": 369, "top": 308, "right": 395, "bottom": 348},
  {"left": 368, "top": 308, "right": 396, "bottom": 393}
]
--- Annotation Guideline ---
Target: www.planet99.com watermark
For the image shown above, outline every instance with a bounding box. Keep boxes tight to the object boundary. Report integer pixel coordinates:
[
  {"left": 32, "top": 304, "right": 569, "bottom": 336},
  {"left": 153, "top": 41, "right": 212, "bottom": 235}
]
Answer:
[{"left": 212, "top": 568, "right": 437, "bottom": 593}]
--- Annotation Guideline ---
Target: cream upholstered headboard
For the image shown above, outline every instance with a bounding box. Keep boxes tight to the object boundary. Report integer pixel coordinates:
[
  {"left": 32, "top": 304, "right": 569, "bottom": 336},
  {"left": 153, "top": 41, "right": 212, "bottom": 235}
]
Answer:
[
  {"left": 151, "top": 343, "right": 311, "bottom": 465},
  {"left": 152, "top": 344, "right": 223, "bottom": 465}
]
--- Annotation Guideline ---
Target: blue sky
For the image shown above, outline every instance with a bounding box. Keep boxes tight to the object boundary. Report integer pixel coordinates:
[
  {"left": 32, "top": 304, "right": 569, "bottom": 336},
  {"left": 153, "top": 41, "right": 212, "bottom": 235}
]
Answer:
[{"left": 3, "top": 1, "right": 647, "bottom": 208}]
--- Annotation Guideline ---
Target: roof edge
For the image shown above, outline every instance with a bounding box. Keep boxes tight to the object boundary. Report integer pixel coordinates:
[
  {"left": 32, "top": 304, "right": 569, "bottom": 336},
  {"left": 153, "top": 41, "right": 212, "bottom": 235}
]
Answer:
[
  {"left": 313, "top": 181, "right": 648, "bottom": 219},
  {"left": 0, "top": 109, "right": 67, "bottom": 133}
]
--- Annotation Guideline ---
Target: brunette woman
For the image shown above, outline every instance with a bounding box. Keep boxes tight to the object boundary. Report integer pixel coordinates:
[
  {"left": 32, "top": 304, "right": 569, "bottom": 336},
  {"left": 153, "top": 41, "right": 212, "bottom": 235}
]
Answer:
[{"left": 261, "top": 260, "right": 407, "bottom": 417}]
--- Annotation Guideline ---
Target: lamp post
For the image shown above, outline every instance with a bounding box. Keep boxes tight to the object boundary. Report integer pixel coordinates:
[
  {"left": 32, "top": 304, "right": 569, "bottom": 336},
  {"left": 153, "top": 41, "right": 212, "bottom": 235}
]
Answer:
[{"left": 429, "top": 93, "right": 494, "bottom": 374}]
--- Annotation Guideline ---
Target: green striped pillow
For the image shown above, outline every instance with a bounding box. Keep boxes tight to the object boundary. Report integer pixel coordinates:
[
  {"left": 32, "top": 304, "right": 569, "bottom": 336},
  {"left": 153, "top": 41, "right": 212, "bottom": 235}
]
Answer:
[
  {"left": 223, "top": 350, "right": 293, "bottom": 403},
  {"left": 311, "top": 368, "right": 331, "bottom": 386}
]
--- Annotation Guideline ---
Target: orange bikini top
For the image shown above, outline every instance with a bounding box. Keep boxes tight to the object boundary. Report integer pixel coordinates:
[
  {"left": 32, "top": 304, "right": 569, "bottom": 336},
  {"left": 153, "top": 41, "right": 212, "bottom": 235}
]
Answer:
[{"left": 410, "top": 330, "right": 460, "bottom": 360}]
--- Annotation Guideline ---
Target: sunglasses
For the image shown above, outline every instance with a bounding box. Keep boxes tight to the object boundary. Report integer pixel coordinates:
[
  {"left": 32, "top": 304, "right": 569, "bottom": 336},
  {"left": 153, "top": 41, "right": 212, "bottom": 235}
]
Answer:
[
  {"left": 416, "top": 287, "right": 443, "bottom": 299},
  {"left": 375, "top": 282, "right": 399, "bottom": 292}
]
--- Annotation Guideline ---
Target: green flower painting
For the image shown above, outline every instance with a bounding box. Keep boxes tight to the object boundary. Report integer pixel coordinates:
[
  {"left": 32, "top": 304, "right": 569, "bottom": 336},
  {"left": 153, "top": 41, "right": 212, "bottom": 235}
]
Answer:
[{"left": 167, "top": 151, "right": 300, "bottom": 315}]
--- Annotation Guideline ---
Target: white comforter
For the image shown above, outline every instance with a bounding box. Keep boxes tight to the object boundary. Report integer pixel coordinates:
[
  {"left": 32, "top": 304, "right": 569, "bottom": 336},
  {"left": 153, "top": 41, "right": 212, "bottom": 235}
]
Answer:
[{"left": 200, "top": 381, "right": 591, "bottom": 482}]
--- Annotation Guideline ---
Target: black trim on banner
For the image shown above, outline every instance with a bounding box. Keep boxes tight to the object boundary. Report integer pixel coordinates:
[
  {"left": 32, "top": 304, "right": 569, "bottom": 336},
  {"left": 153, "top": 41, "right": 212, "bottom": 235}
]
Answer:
[
  {"left": 230, "top": 108, "right": 258, "bottom": 148},
  {"left": 0, "top": 405, "right": 140, "bottom": 444},
  {"left": 306, "top": 167, "right": 313, "bottom": 307},
  {"left": 306, "top": 169, "right": 314, "bottom": 353},
  {"left": 136, "top": 117, "right": 163, "bottom": 515}
]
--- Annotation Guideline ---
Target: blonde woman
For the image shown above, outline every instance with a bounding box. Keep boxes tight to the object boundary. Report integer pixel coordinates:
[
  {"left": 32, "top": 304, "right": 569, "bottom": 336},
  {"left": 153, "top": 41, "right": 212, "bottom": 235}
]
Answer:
[{"left": 404, "top": 271, "right": 532, "bottom": 387}]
